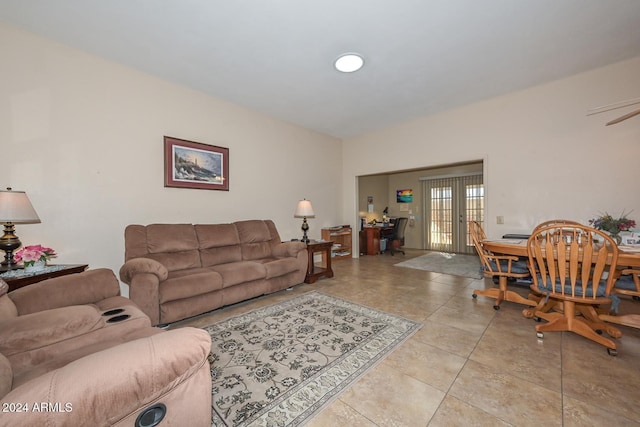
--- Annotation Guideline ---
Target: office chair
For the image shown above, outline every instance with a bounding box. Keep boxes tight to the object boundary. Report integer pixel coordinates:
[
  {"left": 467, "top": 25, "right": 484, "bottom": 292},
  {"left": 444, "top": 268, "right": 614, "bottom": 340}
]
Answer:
[{"left": 388, "top": 217, "right": 408, "bottom": 255}]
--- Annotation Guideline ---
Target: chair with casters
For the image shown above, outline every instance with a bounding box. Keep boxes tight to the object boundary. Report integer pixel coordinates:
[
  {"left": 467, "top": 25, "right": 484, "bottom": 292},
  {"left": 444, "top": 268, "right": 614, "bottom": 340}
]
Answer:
[
  {"left": 598, "top": 268, "right": 640, "bottom": 330},
  {"left": 522, "top": 219, "right": 583, "bottom": 318},
  {"left": 527, "top": 224, "right": 622, "bottom": 355},
  {"left": 469, "top": 221, "right": 537, "bottom": 310},
  {"left": 532, "top": 219, "right": 582, "bottom": 233},
  {"left": 387, "top": 217, "right": 408, "bottom": 255}
]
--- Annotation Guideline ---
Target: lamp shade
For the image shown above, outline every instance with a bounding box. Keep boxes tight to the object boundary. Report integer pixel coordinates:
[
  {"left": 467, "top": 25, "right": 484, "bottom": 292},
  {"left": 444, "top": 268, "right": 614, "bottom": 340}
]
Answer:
[
  {"left": 0, "top": 189, "right": 41, "bottom": 224},
  {"left": 294, "top": 199, "right": 315, "bottom": 218}
]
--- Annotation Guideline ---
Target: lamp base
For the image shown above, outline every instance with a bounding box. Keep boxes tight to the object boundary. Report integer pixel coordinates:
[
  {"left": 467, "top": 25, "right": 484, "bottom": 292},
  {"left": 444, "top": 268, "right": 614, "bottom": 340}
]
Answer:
[
  {"left": 0, "top": 223, "right": 22, "bottom": 272},
  {"left": 301, "top": 217, "right": 310, "bottom": 243}
]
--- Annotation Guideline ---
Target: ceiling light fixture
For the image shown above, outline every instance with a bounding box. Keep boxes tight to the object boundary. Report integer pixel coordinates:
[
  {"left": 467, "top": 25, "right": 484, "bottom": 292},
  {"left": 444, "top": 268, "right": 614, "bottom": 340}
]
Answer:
[{"left": 334, "top": 53, "right": 364, "bottom": 73}]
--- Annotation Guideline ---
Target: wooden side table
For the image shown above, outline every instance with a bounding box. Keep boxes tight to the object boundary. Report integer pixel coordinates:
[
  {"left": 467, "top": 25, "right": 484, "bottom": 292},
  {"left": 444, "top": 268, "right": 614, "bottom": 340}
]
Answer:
[
  {"left": 304, "top": 241, "right": 334, "bottom": 284},
  {"left": 0, "top": 264, "right": 89, "bottom": 292}
]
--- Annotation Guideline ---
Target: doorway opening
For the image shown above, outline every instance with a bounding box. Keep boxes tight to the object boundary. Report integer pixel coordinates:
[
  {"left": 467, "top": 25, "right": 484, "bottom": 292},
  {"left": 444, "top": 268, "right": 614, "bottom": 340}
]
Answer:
[{"left": 357, "top": 160, "right": 484, "bottom": 255}]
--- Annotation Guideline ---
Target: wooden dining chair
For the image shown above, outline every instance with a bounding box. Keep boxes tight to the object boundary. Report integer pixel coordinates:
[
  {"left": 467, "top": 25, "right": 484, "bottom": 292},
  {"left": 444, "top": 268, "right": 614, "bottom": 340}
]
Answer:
[
  {"left": 527, "top": 224, "right": 622, "bottom": 355},
  {"left": 598, "top": 268, "right": 640, "bottom": 330},
  {"left": 522, "top": 219, "right": 583, "bottom": 318},
  {"left": 532, "top": 219, "right": 582, "bottom": 232},
  {"left": 469, "top": 221, "right": 537, "bottom": 310}
]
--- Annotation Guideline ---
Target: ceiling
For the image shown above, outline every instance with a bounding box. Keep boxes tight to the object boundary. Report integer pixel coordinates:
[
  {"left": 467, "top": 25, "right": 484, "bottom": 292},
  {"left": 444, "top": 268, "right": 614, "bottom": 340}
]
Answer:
[{"left": 2, "top": 1, "right": 640, "bottom": 139}]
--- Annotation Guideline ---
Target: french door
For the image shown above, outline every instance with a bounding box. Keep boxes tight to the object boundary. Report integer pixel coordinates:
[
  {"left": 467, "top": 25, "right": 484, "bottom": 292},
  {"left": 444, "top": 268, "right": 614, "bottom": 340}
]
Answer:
[{"left": 422, "top": 174, "right": 484, "bottom": 254}]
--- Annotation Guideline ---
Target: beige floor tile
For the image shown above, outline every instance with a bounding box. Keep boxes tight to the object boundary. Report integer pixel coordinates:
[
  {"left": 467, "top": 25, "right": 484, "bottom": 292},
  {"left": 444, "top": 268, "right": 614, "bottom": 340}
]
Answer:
[
  {"left": 412, "top": 318, "right": 481, "bottom": 358},
  {"left": 449, "top": 360, "right": 562, "bottom": 426},
  {"left": 382, "top": 337, "right": 467, "bottom": 392},
  {"left": 339, "top": 363, "right": 445, "bottom": 426},
  {"left": 563, "top": 395, "right": 640, "bottom": 427},
  {"left": 428, "top": 395, "right": 513, "bottom": 426},
  {"left": 427, "top": 304, "right": 495, "bottom": 336},
  {"left": 470, "top": 309, "right": 563, "bottom": 391},
  {"left": 561, "top": 332, "right": 640, "bottom": 422},
  {"left": 306, "top": 399, "right": 377, "bottom": 427}
]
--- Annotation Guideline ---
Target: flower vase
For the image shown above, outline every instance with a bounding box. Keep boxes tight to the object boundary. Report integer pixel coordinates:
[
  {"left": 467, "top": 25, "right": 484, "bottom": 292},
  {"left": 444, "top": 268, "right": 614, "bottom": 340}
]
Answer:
[
  {"left": 606, "top": 232, "right": 622, "bottom": 245},
  {"left": 25, "top": 260, "right": 46, "bottom": 273}
]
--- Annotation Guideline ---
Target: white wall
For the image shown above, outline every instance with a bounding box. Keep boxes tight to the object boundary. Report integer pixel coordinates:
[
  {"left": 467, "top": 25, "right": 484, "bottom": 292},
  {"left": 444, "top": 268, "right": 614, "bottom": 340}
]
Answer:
[
  {"left": 343, "top": 56, "right": 640, "bottom": 246},
  {"left": 0, "top": 24, "right": 342, "bottom": 294}
]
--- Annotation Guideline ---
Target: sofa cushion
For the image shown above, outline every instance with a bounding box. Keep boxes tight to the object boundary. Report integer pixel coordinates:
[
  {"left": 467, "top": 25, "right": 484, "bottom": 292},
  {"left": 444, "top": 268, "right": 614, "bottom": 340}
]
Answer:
[
  {"left": 159, "top": 270, "right": 223, "bottom": 303},
  {"left": 259, "top": 257, "right": 303, "bottom": 279},
  {"left": 196, "top": 224, "right": 240, "bottom": 248},
  {"left": 196, "top": 224, "right": 243, "bottom": 266},
  {"left": 210, "top": 261, "right": 266, "bottom": 288},
  {"left": 123, "top": 224, "right": 149, "bottom": 259},
  {"left": 147, "top": 224, "right": 199, "bottom": 253},
  {"left": 142, "top": 224, "right": 202, "bottom": 272},
  {"left": 235, "top": 220, "right": 276, "bottom": 261},
  {"left": 235, "top": 220, "right": 272, "bottom": 243}
]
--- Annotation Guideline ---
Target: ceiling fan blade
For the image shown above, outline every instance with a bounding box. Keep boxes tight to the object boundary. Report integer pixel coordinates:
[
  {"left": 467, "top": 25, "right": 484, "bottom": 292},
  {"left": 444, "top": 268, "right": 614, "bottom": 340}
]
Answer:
[
  {"left": 587, "top": 97, "right": 640, "bottom": 116},
  {"left": 606, "top": 108, "right": 640, "bottom": 126}
]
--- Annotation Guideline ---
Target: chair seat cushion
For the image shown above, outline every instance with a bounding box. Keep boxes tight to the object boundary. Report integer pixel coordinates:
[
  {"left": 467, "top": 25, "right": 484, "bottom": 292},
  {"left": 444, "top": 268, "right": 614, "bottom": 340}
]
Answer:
[
  {"left": 614, "top": 274, "right": 638, "bottom": 291},
  {"left": 534, "top": 276, "right": 607, "bottom": 298},
  {"left": 488, "top": 259, "right": 530, "bottom": 275}
]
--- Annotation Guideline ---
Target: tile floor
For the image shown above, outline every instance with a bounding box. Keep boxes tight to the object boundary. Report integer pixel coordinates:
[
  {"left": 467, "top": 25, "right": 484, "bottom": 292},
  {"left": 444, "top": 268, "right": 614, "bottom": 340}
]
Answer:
[{"left": 173, "top": 249, "right": 640, "bottom": 426}]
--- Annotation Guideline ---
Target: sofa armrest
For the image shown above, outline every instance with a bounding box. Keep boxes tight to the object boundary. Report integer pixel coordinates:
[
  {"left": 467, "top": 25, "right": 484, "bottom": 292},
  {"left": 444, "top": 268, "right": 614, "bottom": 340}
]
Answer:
[
  {"left": 8, "top": 269, "right": 121, "bottom": 316},
  {"left": 0, "top": 305, "right": 102, "bottom": 357},
  {"left": 272, "top": 241, "right": 307, "bottom": 258},
  {"left": 0, "top": 327, "right": 212, "bottom": 427},
  {"left": 119, "top": 257, "right": 168, "bottom": 284}
]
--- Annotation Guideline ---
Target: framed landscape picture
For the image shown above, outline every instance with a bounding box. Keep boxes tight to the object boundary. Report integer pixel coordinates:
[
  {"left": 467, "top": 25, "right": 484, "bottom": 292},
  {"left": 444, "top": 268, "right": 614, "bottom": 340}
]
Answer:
[
  {"left": 396, "top": 189, "right": 413, "bottom": 203},
  {"left": 164, "top": 136, "right": 229, "bottom": 191}
]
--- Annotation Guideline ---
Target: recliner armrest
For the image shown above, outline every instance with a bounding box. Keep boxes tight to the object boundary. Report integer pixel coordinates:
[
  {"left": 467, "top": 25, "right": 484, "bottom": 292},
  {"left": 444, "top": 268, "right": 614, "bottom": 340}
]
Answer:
[
  {"left": 0, "top": 328, "right": 212, "bottom": 427},
  {"left": 9, "top": 269, "right": 121, "bottom": 316},
  {"left": 119, "top": 257, "right": 169, "bottom": 284},
  {"left": 0, "top": 305, "right": 102, "bottom": 357},
  {"left": 272, "top": 241, "right": 307, "bottom": 258}
]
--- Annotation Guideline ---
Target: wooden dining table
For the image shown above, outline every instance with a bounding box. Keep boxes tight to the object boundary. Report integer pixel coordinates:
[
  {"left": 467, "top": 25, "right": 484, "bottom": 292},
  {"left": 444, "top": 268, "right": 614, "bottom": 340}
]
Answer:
[
  {"left": 482, "top": 238, "right": 640, "bottom": 329},
  {"left": 482, "top": 238, "right": 640, "bottom": 267}
]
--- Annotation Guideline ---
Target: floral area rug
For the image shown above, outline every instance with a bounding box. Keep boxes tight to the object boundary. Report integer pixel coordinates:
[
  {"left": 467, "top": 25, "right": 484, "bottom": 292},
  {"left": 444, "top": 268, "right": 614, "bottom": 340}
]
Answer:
[
  {"left": 204, "top": 291, "right": 421, "bottom": 426},
  {"left": 394, "top": 252, "right": 483, "bottom": 279}
]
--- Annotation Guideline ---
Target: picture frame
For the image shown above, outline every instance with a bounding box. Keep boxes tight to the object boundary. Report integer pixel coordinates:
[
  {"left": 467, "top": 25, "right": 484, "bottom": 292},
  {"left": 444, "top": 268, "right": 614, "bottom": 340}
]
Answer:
[
  {"left": 164, "top": 136, "right": 229, "bottom": 191},
  {"left": 396, "top": 189, "right": 413, "bottom": 203}
]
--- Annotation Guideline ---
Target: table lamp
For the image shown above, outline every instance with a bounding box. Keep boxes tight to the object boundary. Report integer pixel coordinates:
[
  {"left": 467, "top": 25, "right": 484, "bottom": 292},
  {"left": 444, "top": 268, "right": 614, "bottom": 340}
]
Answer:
[
  {"left": 294, "top": 199, "right": 315, "bottom": 243},
  {"left": 0, "top": 188, "right": 41, "bottom": 271}
]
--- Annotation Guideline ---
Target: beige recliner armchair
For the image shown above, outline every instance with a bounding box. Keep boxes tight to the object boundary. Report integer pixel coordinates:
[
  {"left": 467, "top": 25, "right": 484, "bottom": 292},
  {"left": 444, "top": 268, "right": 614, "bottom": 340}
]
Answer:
[{"left": 0, "top": 269, "right": 212, "bottom": 426}]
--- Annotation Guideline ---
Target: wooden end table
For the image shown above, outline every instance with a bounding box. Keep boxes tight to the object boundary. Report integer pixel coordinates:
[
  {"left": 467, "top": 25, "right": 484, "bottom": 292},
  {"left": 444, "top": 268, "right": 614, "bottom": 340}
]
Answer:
[
  {"left": 304, "top": 240, "right": 334, "bottom": 284},
  {"left": 0, "top": 264, "right": 89, "bottom": 292}
]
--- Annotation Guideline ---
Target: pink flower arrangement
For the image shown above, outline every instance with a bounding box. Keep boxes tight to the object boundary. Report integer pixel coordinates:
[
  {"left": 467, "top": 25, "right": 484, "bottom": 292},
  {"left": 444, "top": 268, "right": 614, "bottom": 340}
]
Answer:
[{"left": 14, "top": 244, "right": 57, "bottom": 266}]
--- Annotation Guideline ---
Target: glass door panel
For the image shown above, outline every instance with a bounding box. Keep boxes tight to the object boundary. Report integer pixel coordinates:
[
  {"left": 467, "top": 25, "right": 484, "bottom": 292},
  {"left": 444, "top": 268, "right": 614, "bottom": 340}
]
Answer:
[{"left": 423, "top": 174, "right": 483, "bottom": 254}]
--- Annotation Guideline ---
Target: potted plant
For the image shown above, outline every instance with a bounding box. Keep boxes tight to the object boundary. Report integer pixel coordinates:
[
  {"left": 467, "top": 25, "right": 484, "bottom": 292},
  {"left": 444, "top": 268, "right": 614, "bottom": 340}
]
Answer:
[{"left": 589, "top": 211, "right": 636, "bottom": 244}]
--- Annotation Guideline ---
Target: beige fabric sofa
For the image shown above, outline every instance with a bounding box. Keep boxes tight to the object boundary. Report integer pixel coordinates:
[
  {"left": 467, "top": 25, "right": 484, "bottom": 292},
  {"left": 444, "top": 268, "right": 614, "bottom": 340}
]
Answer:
[
  {"left": 0, "top": 269, "right": 212, "bottom": 427},
  {"left": 120, "top": 219, "right": 308, "bottom": 326}
]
